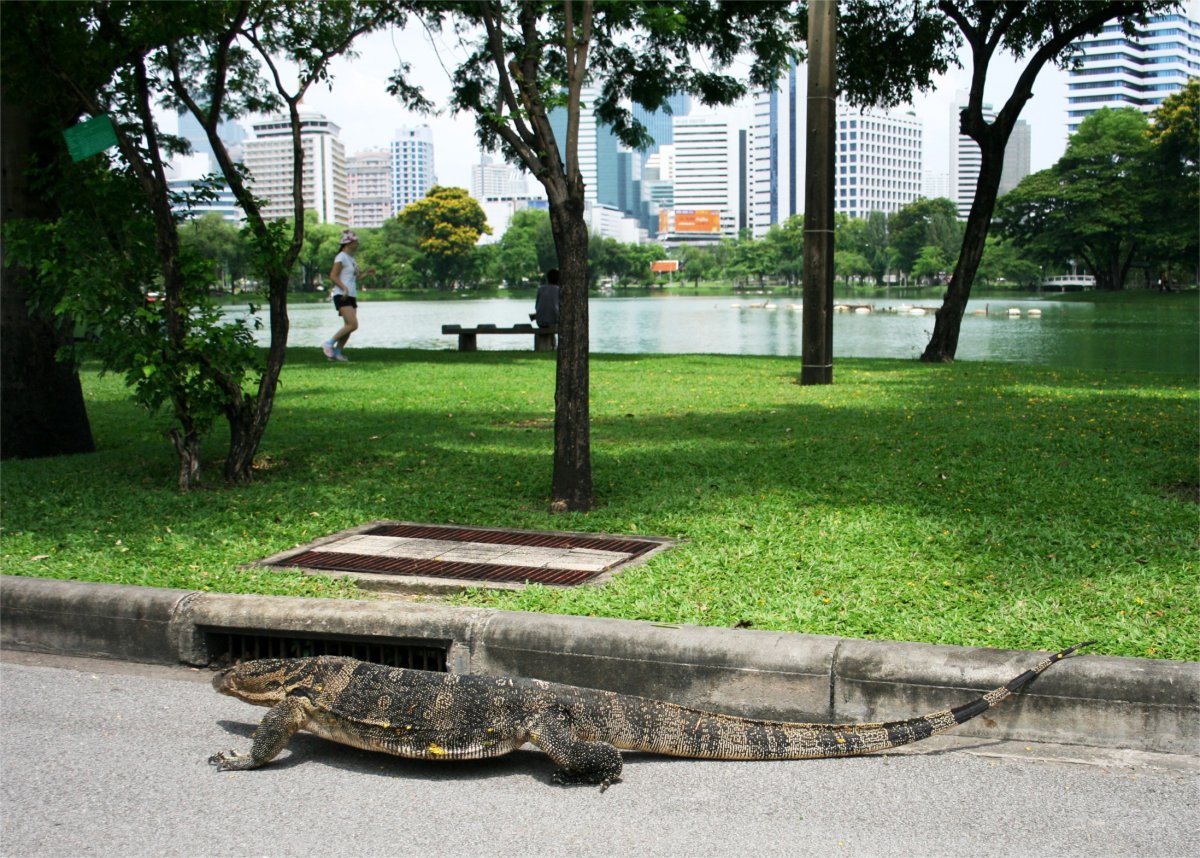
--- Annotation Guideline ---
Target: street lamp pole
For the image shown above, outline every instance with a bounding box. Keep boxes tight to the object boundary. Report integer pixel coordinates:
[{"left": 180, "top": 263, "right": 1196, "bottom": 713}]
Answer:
[{"left": 801, "top": 0, "right": 837, "bottom": 385}]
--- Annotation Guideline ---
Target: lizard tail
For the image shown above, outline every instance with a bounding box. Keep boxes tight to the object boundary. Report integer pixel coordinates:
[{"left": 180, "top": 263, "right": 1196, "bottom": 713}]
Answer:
[
  {"left": 860, "top": 640, "right": 1098, "bottom": 753},
  {"left": 616, "top": 640, "right": 1098, "bottom": 760}
]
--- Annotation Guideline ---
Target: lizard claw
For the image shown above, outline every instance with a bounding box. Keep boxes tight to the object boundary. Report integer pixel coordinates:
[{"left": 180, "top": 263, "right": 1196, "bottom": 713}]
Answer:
[
  {"left": 552, "top": 769, "right": 621, "bottom": 791},
  {"left": 208, "top": 750, "right": 241, "bottom": 770}
]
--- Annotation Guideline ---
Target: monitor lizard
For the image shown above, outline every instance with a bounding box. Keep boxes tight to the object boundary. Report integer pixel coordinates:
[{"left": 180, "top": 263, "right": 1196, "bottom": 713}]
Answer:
[{"left": 209, "top": 640, "right": 1093, "bottom": 790}]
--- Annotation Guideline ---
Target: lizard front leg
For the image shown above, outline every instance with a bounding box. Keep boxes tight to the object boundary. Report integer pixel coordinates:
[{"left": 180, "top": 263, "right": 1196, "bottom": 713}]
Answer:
[
  {"left": 209, "top": 695, "right": 313, "bottom": 771},
  {"left": 526, "top": 710, "right": 623, "bottom": 791}
]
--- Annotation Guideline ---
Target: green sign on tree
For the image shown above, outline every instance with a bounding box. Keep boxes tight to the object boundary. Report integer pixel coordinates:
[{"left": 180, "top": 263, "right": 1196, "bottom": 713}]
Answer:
[{"left": 62, "top": 114, "right": 117, "bottom": 162}]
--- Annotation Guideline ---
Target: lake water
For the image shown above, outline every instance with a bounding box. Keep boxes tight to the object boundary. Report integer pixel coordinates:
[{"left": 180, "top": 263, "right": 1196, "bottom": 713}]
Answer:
[{"left": 227, "top": 292, "right": 1198, "bottom": 374}]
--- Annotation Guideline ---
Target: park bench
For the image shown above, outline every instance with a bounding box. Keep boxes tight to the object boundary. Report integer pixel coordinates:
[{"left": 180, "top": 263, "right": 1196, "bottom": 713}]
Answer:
[{"left": 441, "top": 323, "right": 557, "bottom": 352}]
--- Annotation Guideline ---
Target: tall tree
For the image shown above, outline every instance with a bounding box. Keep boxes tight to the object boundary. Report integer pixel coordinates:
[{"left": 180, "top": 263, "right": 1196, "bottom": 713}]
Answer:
[
  {"left": 888, "top": 197, "right": 958, "bottom": 277},
  {"left": 859, "top": 210, "right": 891, "bottom": 285},
  {"left": 368, "top": 216, "right": 422, "bottom": 289},
  {"left": 997, "top": 108, "right": 1163, "bottom": 290},
  {"left": 298, "top": 212, "right": 345, "bottom": 292},
  {"left": 399, "top": 2, "right": 807, "bottom": 510},
  {"left": 179, "top": 211, "right": 253, "bottom": 292},
  {"left": 503, "top": 207, "right": 558, "bottom": 274},
  {"left": 764, "top": 215, "right": 806, "bottom": 288},
  {"left": 161, "top": 0, "right": 394, "bottom": 483},
  {"left": 0, "top": 2, "right": 112, "bottom": 460},
  {"left": 5, "top": 2, "right": 392, "bottom": 487},
  {"left": 396, "top": 185, "right": 492, "bottom": 288},
  {"left": 917, "top": 1, "right": 1173, "bottom": 361},
  {"left": 6, "top": 2, "right": 222, "bottom": 485},
  {"left": 1143, "top": 79, "right": 1199, "bottom": 286}
]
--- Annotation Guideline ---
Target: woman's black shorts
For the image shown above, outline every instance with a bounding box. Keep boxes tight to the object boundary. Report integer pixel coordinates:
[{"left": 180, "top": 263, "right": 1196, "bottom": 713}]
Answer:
[{"left": 333, "top": 295, "right": 358, "bottom": 313}]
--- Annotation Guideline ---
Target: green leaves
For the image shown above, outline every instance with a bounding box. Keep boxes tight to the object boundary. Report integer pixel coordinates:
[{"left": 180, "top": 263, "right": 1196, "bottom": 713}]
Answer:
[
  {"left": 996, "top": 108, "right": 1175, "bottom": 290},
  {"left": 396, "top": 186, "right": 493, "bottom": 289}
]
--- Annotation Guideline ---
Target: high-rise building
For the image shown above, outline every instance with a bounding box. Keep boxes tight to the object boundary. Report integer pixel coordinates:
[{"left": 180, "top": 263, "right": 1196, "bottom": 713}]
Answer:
[
  {"left": 836, "top": 108, "right": 922, "bottom": 220},
  {"left": 547, "top": 87, "right": 634, "bottom": 209},
  {"left": 390, "top": 126, "right": 436, "bottom": 214},
  {"left": 922, "top": 171, "right": 952, "bottom": 200},
  {"left": 242, "top": 111, "right": 348, "bottom": 224},
  {"left": 951, "top": 96, "right": 1033, "bottom": 215},
  {"left": 998, "top": 120, "right": 1032, "bottom": 197},
  {"left": 751, "top": 61, "right": 922, "bottom": 233},
  {"left": 632, "top": 93, "right": 692, "bottom": 170},
  {"left": 750, "top": 61, "right": 805, "bottom": 237},
  {"left": 1067, "top": 12, "right": 1200, "bottom": 133},
  {"left": 347, "top": 149, "right": 392, "bottom": 229},
  {"left": 177, "top": 110, "right": 246, "bottom": 172},
  {"left": 643, "top": 145, "right": 676, "bottom": 211},
  {"left": 949, "top": 92, "right": 995, "bottom": 219},
  {"left": 548, "top": 87, "right": 649, "bottom": 231},
  {"left": 471, "top": 155, "right": 545, "bottom": 245},
  {"left": 471, "top": 155, "right": 533, "bottom": 201},
  {"left": 169, "top": 112, "right": 248, "bottom": 223},
  {"left": 666, "top": 113, "right": 743, "bottom": 242}
]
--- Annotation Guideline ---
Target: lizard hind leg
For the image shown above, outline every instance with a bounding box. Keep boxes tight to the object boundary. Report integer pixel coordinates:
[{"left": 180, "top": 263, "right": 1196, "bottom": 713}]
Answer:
[{"left": 526, "top": 711, "right": 623, "bottom": 791}]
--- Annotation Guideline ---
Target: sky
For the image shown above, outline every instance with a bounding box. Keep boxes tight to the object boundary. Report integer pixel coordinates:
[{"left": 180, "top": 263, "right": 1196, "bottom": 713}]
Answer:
[{"left": 225, "top": 7, "right": 1184, "bottom": 191}]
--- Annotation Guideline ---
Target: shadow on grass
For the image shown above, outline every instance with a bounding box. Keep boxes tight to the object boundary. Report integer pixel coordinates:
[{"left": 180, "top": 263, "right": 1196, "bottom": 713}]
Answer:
[{"left": 4, "top": 351, "right": 1195, "bottom": 658}]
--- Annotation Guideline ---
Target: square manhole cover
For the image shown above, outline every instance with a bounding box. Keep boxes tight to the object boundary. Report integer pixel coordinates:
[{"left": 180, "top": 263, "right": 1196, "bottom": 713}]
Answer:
[{"left": 257, "top": 521, "right": 675, "bottom": 593}]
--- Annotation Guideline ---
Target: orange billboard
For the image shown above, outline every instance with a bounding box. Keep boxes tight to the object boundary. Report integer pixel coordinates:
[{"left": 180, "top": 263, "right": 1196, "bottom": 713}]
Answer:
[
  {"left": 674, "top": 209, "right": 722, "bottom": 233},
  {"left": 651, "top": 260, "right": 679, "bottom": 273}
]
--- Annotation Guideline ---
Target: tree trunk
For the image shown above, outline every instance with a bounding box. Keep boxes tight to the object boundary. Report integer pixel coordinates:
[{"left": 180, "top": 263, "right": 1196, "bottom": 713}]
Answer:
[
  {"left": 0, "top": 80, "right": 96, "bottom": 459},
  {"left": 168, "top": 423, "right": 201, "bottom": 492},
  {"left": 548, "top": 195, "right": 593, "bottom": 511},
  {"left": 921, "top": 131, "right": 1007, "bottom": 362},
  {"left": 223, "top": 271, "right": 289, "bottom": 482}
]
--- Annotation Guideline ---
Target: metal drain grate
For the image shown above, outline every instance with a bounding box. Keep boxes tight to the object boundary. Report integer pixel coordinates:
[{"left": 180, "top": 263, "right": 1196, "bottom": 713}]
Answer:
[
  {"left": 203, "top": 628, "right": 448, "bottom": 671},
  {"left": 284, "top": 550, "right": 599, "bottom": 586},
  {"left": 363, "top": 523, "right": 663, "bottom": 558},
  {"left": 260, "top": 522, "right": 675, "bottom": 589}
]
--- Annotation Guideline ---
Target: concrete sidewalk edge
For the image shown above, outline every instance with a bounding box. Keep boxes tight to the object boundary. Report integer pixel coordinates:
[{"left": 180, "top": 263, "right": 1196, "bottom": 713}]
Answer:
[{"left": 2, "top": 576, "right": 1196, "bottom": 755}]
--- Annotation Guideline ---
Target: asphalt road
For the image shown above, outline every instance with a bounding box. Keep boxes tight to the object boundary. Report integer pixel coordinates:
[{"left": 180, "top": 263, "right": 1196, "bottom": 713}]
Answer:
[{"left": 1, "top": 651, "right": 1196, "bottom": 858}]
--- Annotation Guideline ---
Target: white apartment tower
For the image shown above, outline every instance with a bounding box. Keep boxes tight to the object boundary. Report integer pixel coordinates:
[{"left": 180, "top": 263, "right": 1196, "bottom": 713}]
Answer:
[
  {"left": 242, "top": 112, "right": 349, "bottom": 224},
  {"left": 548, "top": 87, "right": 601, "bottom": 204},
  {"left": 643, "top": 145, "right": 676, "bottom": 209},
  {"left": 836, "top": 108, "right": 922, "bottom": 219},
  {"left": 1067, "top": 11, "right": 1200, "bottom": 133},
  {"left": 750, "top": 62, "right": 805, "bottom": 238},
  {"left": 470, "top": 155, "right": 532, "bottom": 201},
  {"left": 390, "top": 126, "right": 436, "bottom": 213},
  {"left": 951, "top": 94, "right": 1034, "bottom": 216},
  {"left": 347, "top": 149, "right": 391, "bottom": 229},
  {"left": 950, "top": 93, "right": 995, "bottom": 219},
  {"left": 998, "top": 120, "right": 1032, "bottom": 197},
  {"left": 670, "top": 113, "right": 742, "bottom": 240},
  {"left": 751, "top": 61, "right": 923, "bottom": 234},
  {"left": 922, "top": 171, "right": 952, "bottom": 200}
]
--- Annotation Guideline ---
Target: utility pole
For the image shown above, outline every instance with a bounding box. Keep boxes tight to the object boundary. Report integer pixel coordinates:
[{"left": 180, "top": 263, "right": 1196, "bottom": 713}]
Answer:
[{"left": 801, "top": 0, "right": 836, "bottom": 385}]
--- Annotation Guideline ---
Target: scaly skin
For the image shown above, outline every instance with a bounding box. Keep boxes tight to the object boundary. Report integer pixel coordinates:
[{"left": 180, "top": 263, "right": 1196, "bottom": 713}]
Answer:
[{"left": 209, "top": 642, "right": 1094, "bottom": 790}]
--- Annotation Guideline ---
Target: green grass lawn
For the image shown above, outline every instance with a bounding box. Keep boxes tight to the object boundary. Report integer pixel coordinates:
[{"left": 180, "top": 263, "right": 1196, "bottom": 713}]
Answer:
[{"left": 2, "top": 349, "right": 1195, "bottom": 661}]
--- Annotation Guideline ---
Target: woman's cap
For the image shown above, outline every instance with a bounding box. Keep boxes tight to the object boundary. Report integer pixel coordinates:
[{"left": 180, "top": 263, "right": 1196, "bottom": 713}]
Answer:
[{"left": 340, "top": 229, "right": 359, "bottom": 246}]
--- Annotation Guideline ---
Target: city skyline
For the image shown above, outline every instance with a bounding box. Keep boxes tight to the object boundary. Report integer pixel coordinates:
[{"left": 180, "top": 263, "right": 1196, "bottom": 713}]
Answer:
[
  {"left": 167, "top": 4, "right": 1197, "bottom": 230},
  {"left": 236, "top": 21, "right": 1087, "bottom": 191}
]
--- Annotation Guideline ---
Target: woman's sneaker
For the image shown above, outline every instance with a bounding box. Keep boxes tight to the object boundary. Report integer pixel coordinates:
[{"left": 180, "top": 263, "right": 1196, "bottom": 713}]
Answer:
[
  {"left": 321, "top": 341, "right": 335, "bottom": 359},
  {"left": 333, "top": 348, "right": 349, "bottom": 362}
]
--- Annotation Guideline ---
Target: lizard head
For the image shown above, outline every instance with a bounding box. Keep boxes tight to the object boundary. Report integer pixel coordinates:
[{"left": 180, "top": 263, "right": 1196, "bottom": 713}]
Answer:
[{"left": 212, "top": 658, "right": 331, "bottom": 706}]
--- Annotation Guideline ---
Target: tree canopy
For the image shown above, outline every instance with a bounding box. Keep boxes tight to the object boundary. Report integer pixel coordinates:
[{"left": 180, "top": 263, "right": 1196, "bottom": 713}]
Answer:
[
  {"left": 397, "top": 185, "right": 492, "bottom": 289},
  {"left": 2, "top": 0, "right": 392, "bottom": 487},
  {"left": 910, "top": 0, "right": 1175, "bottom": 360},
  {"left": 997, "top": 99, "right": 1198, "bottom": 290}
]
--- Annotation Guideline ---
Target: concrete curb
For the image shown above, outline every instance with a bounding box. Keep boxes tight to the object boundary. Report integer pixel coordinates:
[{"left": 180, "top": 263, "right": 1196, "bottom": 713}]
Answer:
[{"left": 2, "top": 575, "right": 1197, "bottom": 756}]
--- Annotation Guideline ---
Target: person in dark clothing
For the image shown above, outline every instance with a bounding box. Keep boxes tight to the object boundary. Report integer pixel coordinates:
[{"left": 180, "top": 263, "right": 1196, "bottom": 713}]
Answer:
[{"left": 533, "top": 268, "right": 560, "bottom": 328}]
